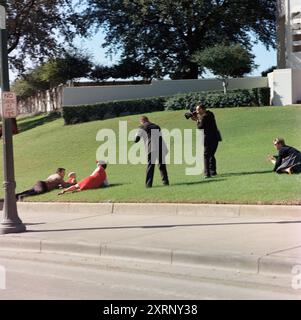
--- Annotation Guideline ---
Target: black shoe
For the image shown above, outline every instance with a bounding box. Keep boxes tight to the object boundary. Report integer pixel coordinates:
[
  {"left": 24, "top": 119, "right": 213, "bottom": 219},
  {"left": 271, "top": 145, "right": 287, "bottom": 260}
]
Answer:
[
  {"left": 210, "top": 172, "right": 217, "bottom": 176},
  {"left": 204, "top": 175, "right": 211, "bottom": 179},
  {"left": 146, "top": 185, "right": 152, "bottom": 188},
  {"left": 163, "top": 181, "right": 169, "bottom": 186}
]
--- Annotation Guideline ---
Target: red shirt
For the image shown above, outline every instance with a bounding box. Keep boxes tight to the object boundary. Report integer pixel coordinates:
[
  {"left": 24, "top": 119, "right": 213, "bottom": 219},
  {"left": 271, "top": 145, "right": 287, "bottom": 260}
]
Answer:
[{"left": 77, "top": 166, "right": 107, "bottom": 190}]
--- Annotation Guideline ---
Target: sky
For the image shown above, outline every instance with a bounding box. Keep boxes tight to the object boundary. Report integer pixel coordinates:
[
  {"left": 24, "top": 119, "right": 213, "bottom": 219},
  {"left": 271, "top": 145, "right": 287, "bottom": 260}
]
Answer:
[
  {"left": 74, "top": 30, "right": 277, "bottom": 79},
  {"left": 9, "top": 29, "right": 276, "bottom": 82}
]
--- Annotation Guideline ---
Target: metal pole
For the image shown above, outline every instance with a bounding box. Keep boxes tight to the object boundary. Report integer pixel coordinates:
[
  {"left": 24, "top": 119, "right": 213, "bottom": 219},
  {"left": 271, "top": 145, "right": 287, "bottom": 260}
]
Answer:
[{"left": 0, "top": 0, "right": 26, "bottom": 234}]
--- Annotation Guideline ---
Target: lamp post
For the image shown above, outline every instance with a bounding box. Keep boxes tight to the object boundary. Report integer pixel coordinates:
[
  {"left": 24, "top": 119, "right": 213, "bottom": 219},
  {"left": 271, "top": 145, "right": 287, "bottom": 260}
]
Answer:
[{"left": 0, "top": 0, "right": 26, "bottom": 234}]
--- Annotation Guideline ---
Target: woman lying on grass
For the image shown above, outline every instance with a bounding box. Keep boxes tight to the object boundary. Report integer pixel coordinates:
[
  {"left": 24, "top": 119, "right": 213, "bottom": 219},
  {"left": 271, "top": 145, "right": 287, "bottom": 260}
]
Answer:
[{"left": 58, "top": 160, "right": 109, "bottom": 195}]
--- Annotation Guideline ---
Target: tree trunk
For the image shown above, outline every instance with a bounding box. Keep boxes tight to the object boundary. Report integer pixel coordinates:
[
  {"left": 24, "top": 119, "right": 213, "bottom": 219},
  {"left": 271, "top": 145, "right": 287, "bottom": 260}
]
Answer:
[{"left": 222, "top": 79, "right": 228, "bottom": 94}]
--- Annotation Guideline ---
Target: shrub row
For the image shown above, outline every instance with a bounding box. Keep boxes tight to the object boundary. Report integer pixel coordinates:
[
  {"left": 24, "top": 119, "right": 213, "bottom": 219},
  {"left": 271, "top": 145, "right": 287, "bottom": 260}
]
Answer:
[
  {"left": 164, "top": 87, "right": 270, "bottom": 111},
  {"left": 62, "top": 87, "right": 270, "bottom": 125},
  {"left": 63, "top": 97, "right": 166, "bottom": 125}
]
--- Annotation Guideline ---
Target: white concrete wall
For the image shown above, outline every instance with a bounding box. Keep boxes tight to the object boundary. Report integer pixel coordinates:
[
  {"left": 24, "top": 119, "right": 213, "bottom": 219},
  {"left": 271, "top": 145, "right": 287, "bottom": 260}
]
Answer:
[
  {"left": 63, "top": 77, "right": 268, "bottom": 106},
  {"left": 268, "top": 69, "right": 293, "bottom": 105},
  {"left": 268, "top": 68, "right": 301, "bottom": 105}
]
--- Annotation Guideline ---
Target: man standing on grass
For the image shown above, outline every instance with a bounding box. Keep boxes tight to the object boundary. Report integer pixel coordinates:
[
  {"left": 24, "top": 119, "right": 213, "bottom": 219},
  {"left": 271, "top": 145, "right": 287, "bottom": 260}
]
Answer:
[
  {"left": 191, "top": 104, "right": 222, "bottom": 179},
  {"left": 135, "top": 116, "right": 169, "bottom": 188}
]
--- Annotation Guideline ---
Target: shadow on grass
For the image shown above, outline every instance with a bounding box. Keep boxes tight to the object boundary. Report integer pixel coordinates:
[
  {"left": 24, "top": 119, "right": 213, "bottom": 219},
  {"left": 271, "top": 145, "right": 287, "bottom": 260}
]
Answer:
[
  {"left": 17, "top": 112, "right": 61, "bottom": 133},
  {"left": 219, "top": 170, "right": 271, "bottom": 178},
  {"left": 171, "top": 178, "right": 227, "bottom": 187},
  {"left": 26, "top": 220, "right": 301, "bottom": 234},
  {"left": 107, "top": 183, "right": 127, "bottom": 188}
]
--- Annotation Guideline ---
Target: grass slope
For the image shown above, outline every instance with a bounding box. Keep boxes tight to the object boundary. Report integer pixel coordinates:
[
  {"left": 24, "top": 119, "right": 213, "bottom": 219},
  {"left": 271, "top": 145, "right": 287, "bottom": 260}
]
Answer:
[{"left": 0, "top": 106, "right": 300, "bottom": 204}]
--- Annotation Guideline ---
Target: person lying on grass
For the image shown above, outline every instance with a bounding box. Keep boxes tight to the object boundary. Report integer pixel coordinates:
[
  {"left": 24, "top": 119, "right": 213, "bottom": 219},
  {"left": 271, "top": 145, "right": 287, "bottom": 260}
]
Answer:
[
  {"left": 267, "top": 137, "right": 301, "bottom": 174},
  {"left": 58, "top": 161, "right": 109, "bottom": 195},
  {"left": 16, "top": 167, "right": 74, "bottom": 201}
]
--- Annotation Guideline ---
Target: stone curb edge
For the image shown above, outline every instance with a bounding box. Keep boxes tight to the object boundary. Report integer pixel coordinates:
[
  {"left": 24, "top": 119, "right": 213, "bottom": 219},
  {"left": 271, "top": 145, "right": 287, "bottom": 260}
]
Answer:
[
  {"left": 0, "top": 237, "right": 299, "bottom": 277},
  {"left": 16, "top": 202, "right": 301, "bottom": 218}
]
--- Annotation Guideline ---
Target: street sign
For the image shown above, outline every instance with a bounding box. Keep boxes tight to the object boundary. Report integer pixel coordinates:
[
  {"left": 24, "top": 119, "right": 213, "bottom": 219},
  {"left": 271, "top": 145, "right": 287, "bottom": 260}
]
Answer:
[
  {"left": 1, "top": 91, "right": 17, "bottom": 118},
  {"left": 0, "top": 5, "right": 5, "bottom": 29}
]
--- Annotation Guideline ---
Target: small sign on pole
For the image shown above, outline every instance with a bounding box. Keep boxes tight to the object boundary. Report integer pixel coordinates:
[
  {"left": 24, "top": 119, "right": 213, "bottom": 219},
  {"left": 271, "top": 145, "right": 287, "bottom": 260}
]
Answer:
[
  {"left": 0, "top": 5, "right": 5, "bottom": 30},
  {"left": 1, "top": 91, "right": 17, "bottom": 118}
]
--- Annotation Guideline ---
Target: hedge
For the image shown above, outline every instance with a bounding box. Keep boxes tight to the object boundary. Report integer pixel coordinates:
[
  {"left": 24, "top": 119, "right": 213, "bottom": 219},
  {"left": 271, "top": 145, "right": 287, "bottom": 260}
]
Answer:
[
  {"left": 63, "top": 97, "right": 166, "bottom": 125},
  {"left": 164, "top": 87, "right": 270, "bottom": 111},
  {"left": 62, "top": 87, "right": 270, "bottom": 125}
]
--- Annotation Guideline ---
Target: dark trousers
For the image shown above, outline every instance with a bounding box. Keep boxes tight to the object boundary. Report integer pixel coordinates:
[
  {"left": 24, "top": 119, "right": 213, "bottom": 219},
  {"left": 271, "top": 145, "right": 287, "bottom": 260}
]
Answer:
[
  {"left": 16, "top": 181, "right": 48, "bottom": 199},
  {"left": 204, "top": 141, "right": 219, "bottom": 177},
  {"left": 146, "top": 152, "right": 169, "bottom": 188}
]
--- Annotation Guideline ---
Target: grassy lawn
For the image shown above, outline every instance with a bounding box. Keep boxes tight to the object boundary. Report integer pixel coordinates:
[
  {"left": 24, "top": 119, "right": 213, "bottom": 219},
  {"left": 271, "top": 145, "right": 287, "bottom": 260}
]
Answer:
[{"left": 0, "top": 106, "right": 300, "bottom": 204}]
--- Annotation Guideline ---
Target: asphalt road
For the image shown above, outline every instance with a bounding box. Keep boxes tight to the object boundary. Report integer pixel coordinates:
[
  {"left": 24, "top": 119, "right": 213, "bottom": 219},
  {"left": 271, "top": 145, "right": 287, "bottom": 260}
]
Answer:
[{"left": 0, "top": 251, "right": 299, "bottom": 300}]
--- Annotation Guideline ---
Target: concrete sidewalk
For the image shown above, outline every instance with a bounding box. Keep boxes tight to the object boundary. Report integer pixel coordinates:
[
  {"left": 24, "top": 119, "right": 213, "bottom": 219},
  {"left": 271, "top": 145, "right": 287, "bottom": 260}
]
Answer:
[{"left": 0, "top": 203, "right": 301, "bottom": 279}]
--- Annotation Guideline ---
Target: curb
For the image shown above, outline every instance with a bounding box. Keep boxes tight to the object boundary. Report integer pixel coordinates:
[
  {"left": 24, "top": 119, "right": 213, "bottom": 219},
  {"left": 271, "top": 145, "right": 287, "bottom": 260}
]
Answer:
[
  {"left": 15, "top": 202, "right": 301, "bottom": 218},
  {"left": 0, "top": 237, "right": 299, "bottom": 277}
]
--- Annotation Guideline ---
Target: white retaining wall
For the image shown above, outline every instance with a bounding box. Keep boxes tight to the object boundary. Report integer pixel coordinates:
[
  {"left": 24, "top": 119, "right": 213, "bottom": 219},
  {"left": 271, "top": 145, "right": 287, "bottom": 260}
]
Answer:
[
  {"left": 268, "top": 68, "right": 301, "bottom": 105},
  {"left": 63, "top": 77, "right": 268, "bottom": 106}
]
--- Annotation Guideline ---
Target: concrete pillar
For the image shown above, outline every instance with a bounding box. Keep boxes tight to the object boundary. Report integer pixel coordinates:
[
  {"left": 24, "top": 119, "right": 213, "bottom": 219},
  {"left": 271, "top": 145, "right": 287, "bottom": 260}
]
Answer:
[{"left": 270, "top": 0, "right": 301, "bottom": 105}]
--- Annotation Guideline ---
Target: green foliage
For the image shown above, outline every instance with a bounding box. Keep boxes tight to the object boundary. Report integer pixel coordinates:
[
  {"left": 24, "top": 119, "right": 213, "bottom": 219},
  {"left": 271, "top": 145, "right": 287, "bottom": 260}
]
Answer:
[
  {"left": 192, "top": 44, "right": 257, "bottom": 79},
  {"left": 12, "top": 52, "right": 93, "bottom": 98},
  {"left": 7, "top": 1, "right": 80, "bottom": 72},
  {"left": 89, "top": 58, "right": 156, "bottom": 81},
  {"left": 90, "top": 65, "right": 113, "bottom": 81},
  {"left": 38, "top": 52, "right": 93, "bottom": 87},
  {"left": 63, "top": 97, "right": 166, "bottom": 125},
  {"left": 254, "top": 87, "right": 271, "bottom": 106},
  {"left": 63, "top": 87, "right": 271, "bottom": 125},
  {"left": 164, "top": 88, "right": 270, "bottom": 110},
  {"left": 82, "top": 0, "right": 277, "bottom": 79},
  {"left": 11, "top": 78, "right": 38, "bottom": 100},
  {"left": 261, "top": 66, "right": 277, "bottom": 77}
]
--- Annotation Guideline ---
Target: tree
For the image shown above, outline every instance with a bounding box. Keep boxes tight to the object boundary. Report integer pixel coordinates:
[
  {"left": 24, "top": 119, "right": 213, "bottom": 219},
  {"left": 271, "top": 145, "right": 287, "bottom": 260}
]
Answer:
[
  {"left": 38, "top": 52, "right": 93, "bottom": 87},
  {"left": 193, "top": 44, "right": 257, "bottom": 93},
  {"left": 81, "top": 0, "right": 276, "bottom": 79},
  {"left": 6, "top": 0, "right": 80, "bottom": 72},
  {"left": 261, "top": 66, "right": 277, "bottom": 77},
  {"left": 112, "top": 57, "right": 154, "bottom": 80},
  {"left": 12, "top": 51, "right": 93, "bottom": 98},
  {"left": 89, "top": 65, "right": 113, "bottom": 81}
]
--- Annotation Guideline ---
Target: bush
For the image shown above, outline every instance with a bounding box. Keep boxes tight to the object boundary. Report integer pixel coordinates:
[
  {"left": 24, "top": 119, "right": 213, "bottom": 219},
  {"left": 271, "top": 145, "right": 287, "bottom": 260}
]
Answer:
[
  {"left": 63, "top": 87, "right": 271, "bottom": 125},
  {"left": 164, "top": 87, "right": 270, "bottom": 111},
  {"left": 255, "top": 87, "right": 270, "bottom": 106},
  {"left": 63, "top": 97, "right": 166, "bottom": 125}
]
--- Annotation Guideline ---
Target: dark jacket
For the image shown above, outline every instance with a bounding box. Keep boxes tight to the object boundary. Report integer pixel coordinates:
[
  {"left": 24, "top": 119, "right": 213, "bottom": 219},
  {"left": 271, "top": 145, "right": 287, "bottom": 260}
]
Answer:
[
  {"left": 197, "top": 110, "right": 222, "bottom": 145},
  {"left": 274, "top": 145, "right": 301, "bottom": 172},
  {"left": 135, "top": 122, "right": 168, "bottom": 156}
]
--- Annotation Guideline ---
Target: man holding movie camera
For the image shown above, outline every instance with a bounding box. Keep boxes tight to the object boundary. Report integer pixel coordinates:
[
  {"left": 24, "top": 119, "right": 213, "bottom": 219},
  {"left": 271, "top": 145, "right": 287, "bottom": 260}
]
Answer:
[{"left": 187, "top": 104, "right": 222, "bottom": 178}]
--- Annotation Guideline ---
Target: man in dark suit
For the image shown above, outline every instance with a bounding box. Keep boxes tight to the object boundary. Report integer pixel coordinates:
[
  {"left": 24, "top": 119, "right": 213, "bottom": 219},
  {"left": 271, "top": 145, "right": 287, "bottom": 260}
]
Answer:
[
  {"left": 268, "top": 137, "right": 301, "bottom": 174},
  {"left": 192, "top": 104, "right": 222, "bottom": 178},
  {"left": 135, "top": 116, "right": 169, "bottom": 188}
]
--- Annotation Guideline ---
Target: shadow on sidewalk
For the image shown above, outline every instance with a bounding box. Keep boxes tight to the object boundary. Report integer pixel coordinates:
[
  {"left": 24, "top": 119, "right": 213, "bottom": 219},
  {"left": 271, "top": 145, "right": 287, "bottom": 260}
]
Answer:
[{"left": 25, "top": 220, "right": 301, "bottom": 234}]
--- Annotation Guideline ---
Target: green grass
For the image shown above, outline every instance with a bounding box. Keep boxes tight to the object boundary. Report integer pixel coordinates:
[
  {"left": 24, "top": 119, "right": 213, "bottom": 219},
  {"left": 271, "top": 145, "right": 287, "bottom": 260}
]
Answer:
[{"left": 0, "top": 106, "right": 300, "bottom": 204}]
